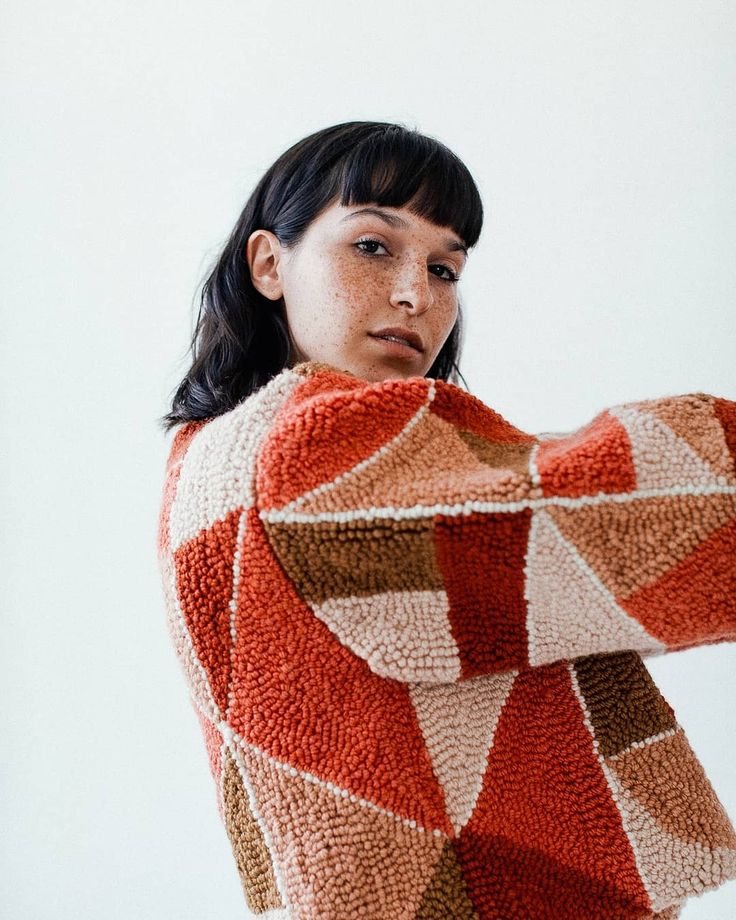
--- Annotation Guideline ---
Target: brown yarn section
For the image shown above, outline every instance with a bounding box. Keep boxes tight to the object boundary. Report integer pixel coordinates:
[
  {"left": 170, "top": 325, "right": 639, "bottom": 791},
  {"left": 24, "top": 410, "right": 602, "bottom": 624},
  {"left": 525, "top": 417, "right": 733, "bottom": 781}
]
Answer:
[
  {"left": 573, "top": 651, "right": 677, "bottom": 758},
  {"left": 415, "top": 839, "right": 481, "bottom": 919},
  {"left": 221, "top": 747, "right": 284, "bottom": 914},
  {"left": 263, "top": 516, "right": 441, "bottom": 604}
]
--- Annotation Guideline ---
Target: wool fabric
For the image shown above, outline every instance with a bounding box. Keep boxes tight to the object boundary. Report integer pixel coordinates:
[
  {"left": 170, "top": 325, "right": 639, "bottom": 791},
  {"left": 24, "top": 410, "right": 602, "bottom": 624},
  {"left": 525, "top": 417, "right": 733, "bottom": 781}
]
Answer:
[{"left": 157, "top": 359, "right": 736, "bottom": 919}]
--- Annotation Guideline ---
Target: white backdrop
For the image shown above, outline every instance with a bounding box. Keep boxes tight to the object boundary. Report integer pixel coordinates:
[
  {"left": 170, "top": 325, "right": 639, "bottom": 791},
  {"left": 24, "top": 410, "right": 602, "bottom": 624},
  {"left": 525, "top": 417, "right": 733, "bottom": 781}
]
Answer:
[{"left": 2, "top": 1, "right": 734, "bottom": 917}]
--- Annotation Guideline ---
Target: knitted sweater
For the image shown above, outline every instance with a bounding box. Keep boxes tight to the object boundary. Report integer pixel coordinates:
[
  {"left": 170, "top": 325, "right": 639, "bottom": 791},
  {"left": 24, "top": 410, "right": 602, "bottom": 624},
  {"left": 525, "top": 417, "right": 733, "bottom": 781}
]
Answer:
[{"left": 157, "top": 359, "right": 736, "bottom": 920}]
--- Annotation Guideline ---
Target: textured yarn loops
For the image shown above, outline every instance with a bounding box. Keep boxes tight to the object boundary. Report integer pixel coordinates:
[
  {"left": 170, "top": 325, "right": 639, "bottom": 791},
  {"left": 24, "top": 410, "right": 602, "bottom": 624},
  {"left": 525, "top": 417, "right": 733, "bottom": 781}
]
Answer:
[{"left": 157, "top": 359, "right": 736, "bottom": 919}]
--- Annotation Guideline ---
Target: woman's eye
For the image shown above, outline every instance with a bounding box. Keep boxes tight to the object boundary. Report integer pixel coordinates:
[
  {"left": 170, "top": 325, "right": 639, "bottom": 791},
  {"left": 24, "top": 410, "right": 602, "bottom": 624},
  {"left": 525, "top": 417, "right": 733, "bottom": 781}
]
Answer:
[
  {"left": 431, "top": 264, "right": 459, "bottom": 283},
  {"left": 355, "top": 238, "right": 387, "bottom": 255},
  {"left": 354, "top": 238, "right": 459, "bottom": 284}
]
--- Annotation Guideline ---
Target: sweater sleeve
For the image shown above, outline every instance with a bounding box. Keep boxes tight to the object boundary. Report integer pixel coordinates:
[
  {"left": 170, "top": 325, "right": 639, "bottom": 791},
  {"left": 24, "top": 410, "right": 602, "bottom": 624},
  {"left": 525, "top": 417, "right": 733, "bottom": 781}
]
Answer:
[{"left": 254, "top": 361, "right": 736, "bottom": 684}]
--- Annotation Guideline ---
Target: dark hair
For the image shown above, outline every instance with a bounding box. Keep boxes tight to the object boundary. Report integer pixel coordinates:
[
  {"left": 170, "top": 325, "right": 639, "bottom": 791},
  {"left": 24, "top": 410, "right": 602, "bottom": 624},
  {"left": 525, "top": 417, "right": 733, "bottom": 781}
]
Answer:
[{"left": 158, "top": 120, "right": 484, "bottom": 434}]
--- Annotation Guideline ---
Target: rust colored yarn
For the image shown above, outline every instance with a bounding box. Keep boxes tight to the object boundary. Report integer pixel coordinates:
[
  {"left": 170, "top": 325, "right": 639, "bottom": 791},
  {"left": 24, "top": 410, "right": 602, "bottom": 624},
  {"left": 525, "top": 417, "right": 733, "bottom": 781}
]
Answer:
[{"left": 157, "top": 360, "right": 736, "bottom": 919}]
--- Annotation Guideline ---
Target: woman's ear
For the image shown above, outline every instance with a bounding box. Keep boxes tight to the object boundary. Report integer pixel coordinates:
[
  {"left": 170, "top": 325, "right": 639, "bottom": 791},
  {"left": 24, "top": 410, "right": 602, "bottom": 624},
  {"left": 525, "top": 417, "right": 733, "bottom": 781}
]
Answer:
[{"left": 246, "top": 229, "right": 285, "bottom": 301}]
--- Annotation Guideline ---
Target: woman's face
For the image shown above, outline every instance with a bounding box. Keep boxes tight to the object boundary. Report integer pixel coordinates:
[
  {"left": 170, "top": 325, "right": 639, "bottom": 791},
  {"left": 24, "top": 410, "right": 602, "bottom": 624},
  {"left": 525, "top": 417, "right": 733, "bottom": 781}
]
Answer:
[{"left": 246, "top": 199, "right": 467, "bottom": 381}]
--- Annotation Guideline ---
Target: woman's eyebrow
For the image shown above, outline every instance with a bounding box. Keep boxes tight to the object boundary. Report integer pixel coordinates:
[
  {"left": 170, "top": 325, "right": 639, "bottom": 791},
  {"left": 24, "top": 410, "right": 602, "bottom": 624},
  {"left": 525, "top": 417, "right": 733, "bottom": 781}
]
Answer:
[{"left": 340, "top": 206, "right": 468, "bottom": 257}]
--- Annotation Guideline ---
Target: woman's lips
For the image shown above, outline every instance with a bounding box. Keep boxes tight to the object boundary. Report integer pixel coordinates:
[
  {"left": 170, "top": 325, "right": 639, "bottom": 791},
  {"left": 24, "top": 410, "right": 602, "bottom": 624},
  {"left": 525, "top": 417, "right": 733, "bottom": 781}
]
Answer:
[{"left": 368, "top": 334, "right": 423, "bottom": 357}]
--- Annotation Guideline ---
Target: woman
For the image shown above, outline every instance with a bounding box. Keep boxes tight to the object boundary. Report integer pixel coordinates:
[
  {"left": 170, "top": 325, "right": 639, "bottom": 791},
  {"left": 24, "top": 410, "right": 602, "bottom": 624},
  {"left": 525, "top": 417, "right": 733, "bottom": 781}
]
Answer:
[
  {"left": 158, "top": 119, "right": 478, "bottom": 431},
  {"left": 157, "top": 121, "right": 736, "bottom": 919}
]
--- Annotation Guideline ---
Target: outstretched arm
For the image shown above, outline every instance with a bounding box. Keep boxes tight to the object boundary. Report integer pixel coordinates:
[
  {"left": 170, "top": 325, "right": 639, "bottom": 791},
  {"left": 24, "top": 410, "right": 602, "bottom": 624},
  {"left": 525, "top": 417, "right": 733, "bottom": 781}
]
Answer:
[{"left": 254, "top": 361, "right": 736, "bottom": 684}]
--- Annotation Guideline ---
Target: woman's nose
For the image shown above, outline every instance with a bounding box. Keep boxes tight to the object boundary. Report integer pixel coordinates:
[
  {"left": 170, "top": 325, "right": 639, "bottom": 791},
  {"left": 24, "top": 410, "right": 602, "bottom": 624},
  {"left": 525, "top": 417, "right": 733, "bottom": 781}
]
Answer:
[{"left": 388, "top": 262, "right": 433, "bottom": 314}]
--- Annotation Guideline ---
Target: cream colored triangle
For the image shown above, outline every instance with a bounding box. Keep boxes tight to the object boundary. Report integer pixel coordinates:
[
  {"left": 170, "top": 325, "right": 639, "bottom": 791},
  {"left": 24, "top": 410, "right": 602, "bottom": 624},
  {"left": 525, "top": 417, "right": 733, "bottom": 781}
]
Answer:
[
  {"left": 608, "top": 406, "right": 728, "bottom": 490},
  {"left": 525, "top": 510, "right": 666, "bottom": 666},
  {"left": 408, "top": 670, "right": 517, "bottom": 835},
  {"left": 603, "top": 761, "right": 736, "bottom": 912},
  {"left": 311, "top": 589, "right": 462, "bottom": 684}
]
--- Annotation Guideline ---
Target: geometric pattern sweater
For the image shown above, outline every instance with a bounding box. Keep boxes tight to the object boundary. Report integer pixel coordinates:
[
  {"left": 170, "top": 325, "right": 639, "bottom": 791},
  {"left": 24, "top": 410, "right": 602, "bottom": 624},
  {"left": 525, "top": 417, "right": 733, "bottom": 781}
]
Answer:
[{"left": 156, "top": 359, "right": 736, "bottom": 919}]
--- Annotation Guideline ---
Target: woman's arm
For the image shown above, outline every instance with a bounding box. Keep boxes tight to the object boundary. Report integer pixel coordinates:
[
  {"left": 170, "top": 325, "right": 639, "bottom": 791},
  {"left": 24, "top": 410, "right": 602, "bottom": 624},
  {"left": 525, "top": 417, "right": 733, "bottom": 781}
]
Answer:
[{"left": 254, "top": 361, "right": 736, "bottom": 684}]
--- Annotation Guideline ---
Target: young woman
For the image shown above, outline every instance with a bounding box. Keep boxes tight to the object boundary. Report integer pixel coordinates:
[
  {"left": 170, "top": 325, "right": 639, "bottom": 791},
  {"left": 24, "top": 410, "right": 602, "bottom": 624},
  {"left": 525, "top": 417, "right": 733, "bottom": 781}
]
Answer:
[
  {"left": 157, "top": 121, "right": 736, "bottom": 919},
  {"left": 159, "top": 120, "right": 479, "bottom": 433}
]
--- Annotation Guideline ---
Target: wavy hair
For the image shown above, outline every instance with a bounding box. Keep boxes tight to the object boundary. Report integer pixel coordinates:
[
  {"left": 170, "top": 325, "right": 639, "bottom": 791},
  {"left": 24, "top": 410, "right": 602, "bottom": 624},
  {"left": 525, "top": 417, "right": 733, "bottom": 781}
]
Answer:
[{"left": 158, "top": 120, "right": 484, "bottom": 433}]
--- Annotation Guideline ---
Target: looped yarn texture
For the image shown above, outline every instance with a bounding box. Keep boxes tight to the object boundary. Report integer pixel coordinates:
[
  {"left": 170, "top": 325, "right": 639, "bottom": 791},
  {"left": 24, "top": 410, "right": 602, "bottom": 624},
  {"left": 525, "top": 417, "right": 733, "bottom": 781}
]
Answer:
[{"left": 157, "top": 360, "right": 736, "bottom": 919}]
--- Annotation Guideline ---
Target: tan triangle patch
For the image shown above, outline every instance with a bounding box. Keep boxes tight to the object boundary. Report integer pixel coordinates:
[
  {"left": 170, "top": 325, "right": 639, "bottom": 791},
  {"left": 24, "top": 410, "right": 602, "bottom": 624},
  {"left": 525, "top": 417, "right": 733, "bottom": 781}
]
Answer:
[
  {"left": 235, "top": 741, "right": 447, "bottom": 917},
  {"left": 525, "top": 510, "right": 666, "bottom": 665},
  {"left": 609, "top": 731, "right": 736, "bottom": 848},
  {"left": 291, "top": 410, "right": 534, "bottom": 516},
  {"left": 544, "top": 492, "right": 736, "bottom": 599},
  {"left": 636, "top": 393, "right": 735, "bottom": 482},
  {"left": 408, "top": 671, "right": 517, "bottom": 834},
  {"left": 456, "top": 427, "right": 534, "bottom": 479},
  {"left": 609, "top": 406, "right": 730, "bottom": 490},
  {"left": 604, "top": 749, "right": 736, "bottom": 911}
]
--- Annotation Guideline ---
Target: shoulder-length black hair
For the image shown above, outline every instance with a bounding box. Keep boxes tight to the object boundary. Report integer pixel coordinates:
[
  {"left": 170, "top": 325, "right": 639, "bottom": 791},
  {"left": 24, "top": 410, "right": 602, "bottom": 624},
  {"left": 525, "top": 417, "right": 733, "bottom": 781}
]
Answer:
[{"left": 158, "top": 120, "right": 484, "bottom": 434}]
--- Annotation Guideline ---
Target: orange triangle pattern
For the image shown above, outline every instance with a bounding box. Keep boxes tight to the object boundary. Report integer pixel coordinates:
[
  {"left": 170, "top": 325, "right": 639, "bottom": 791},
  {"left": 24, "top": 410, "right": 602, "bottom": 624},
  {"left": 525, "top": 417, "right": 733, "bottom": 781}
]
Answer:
[{"left": 157, "top": 361, "right": 736, "bottom": 917}]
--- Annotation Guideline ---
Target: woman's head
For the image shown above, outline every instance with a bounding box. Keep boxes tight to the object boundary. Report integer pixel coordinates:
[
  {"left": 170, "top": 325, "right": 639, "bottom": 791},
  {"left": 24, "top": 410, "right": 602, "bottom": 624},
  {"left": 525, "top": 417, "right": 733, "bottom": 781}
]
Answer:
[
  {"left": 247, "top": 200, "right": 467, "bottom": 384},
  {"left": 159, "top": 120, "right": 484, "bottom": 433}
]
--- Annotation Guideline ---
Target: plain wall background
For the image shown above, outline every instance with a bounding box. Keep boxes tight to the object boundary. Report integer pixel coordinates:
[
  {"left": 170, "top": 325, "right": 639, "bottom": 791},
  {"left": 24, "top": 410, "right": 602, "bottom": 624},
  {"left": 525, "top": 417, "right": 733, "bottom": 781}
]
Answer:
[{"left": 2, "top": 1, "right": 734, "bottom": 917}]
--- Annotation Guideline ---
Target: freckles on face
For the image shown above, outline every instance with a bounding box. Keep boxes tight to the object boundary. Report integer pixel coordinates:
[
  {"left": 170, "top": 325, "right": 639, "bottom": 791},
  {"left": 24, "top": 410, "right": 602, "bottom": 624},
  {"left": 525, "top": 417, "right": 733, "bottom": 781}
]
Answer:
[
  {"left": 327, "top": 253, "right": 385, "bottom": 325},
  {"left": 300, "top": 241, "right": 386, "bottom": 349},
  {"left": 281, "top": 204, "right": 461, "bottom": 380},
  {"left": 287, "top": 239, "right": 386, "bottom": 364}
]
